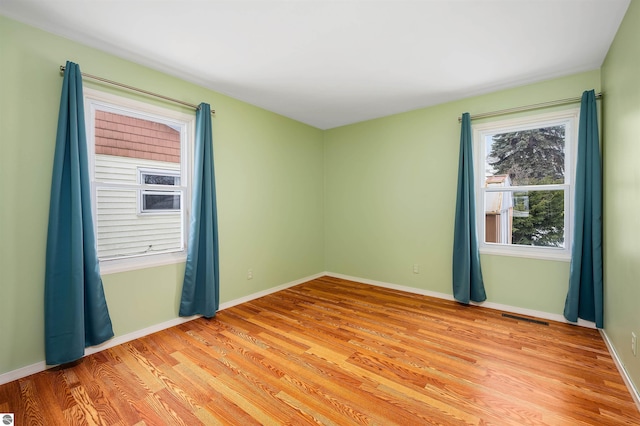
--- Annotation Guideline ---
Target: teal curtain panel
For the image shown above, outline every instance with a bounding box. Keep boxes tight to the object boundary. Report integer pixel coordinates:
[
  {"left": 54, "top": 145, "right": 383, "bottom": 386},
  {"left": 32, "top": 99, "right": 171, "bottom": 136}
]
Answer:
[
  {"left": 180, "top": 103, "right": 219, "bottom": 318},
  {"left": 452, "top": 113, "right": 487, "bottom": 304},
  {"left": 45, "top": 61, "right": 114, "bottom": 365},
  {"left": 564, "top": 90, "right": 603, "bottom": 328}
]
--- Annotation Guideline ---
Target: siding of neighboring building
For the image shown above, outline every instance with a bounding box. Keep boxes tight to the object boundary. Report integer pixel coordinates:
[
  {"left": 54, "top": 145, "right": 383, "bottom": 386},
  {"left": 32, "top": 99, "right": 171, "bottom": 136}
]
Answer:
[
  {"left": 94, "top": 111, "right": 183, "bottom": 260},
  {"left": 484, "top": 175, "right": 513, "bottom": 244}
]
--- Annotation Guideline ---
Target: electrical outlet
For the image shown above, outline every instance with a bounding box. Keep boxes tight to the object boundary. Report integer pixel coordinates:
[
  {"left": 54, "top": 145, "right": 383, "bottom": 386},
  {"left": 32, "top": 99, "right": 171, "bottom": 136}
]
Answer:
[
  {"left": 632, "top": 332, "right": 637, "bottom": 357},
  {"left": 247, "top": 269, "right": 253, "bottom": 280},
  {"left": 413, "top": 264, "right": 419, "bottom": 274}
]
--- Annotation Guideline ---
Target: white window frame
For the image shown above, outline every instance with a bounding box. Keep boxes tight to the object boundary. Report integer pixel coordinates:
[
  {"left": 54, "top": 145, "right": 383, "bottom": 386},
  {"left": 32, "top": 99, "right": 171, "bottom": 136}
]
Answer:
[
  {"left": 84, "top": 88, "right": 194, "bottom": 274},
  {"left": 473, "top": 109, "right": 579, "bottom": 261},
  {"left": 137, "top": 168, "right": 182, "bottom": 214}
]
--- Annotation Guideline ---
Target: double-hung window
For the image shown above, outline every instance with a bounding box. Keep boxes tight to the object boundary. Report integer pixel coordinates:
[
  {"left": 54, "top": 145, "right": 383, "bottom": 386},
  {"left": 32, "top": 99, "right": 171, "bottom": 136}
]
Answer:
[
  {"left": 84, "top": 89, "right": 194, "bottom": 273},
  {"left": 473, "top": 109, "right": 579, "bottom": 260},
  {"left": 138, "top": 168, "right": 181, "bottom": 213}
]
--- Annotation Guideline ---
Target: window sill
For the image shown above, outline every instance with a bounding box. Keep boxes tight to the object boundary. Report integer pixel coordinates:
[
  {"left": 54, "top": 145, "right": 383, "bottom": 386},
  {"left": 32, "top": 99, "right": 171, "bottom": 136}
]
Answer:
[
  {"left": 99, "top": 251, "right": 187, "bottom": 275},
  {"left": 480, "top": 246, "right": 571, "bottom": 262}
]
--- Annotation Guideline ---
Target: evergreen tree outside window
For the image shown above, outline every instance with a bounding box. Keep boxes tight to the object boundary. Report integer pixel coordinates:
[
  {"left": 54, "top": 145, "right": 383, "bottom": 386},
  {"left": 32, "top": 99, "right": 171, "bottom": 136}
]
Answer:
[{"left": 473, "top": 109, "right": 579, "bottom": 260}]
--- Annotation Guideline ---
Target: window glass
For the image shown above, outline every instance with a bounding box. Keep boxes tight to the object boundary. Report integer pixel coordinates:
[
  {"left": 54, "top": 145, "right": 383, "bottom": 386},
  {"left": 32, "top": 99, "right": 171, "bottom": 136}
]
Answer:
[
  {"left": 143, "top": 173, "right": 180, "bottom": 186},
  {"left": 485, "top": 126, "right": 565, "bottom": 186},
  {"left": 85, "top": 89, "right": 193, "bottom": 271},
  {"left": 484, "top": 190, "right": 565, "bottom": 247},
  {"left": 139, "top": 170, "right": 181, "bottom": 212},
  {"left": 474, "top": 110, "right": 577, "bottom": 260},
  {"left": 142, "top": 193, "right": 181, "bottom": 211}
]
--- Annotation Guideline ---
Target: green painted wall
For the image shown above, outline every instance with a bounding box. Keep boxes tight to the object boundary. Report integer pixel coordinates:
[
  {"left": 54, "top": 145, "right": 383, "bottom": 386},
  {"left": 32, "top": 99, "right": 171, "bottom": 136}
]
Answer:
[
  {"left": 0, "top": 16, "right": 325, "bottom": 375},
  {"left": 601, "top": 0, "right": 640, "bottom": 397},
  {"left": 324, "top": 70, "right": 601, "bottom": 313},
  {"left": 3, "top": 7, "right": 635, "bottom": 396}
]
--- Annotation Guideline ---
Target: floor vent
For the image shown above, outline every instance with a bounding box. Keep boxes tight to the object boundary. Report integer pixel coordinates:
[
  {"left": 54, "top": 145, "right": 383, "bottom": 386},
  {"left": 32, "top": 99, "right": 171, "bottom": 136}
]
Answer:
[{"left": 501, "top": 313, "right": 549, "bottom": 326}]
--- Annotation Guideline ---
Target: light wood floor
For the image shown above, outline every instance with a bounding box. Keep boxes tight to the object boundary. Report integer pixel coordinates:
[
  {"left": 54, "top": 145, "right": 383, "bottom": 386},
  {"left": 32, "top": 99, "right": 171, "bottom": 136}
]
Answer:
[{"left": 1, "top": 276, "right": 639, "bottom": 425}]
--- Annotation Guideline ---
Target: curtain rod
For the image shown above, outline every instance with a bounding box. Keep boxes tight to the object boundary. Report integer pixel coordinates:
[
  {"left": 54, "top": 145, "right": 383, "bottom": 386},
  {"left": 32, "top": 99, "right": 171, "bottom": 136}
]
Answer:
[
  {"left": 458, "top": 92, "right": 602, "bottom": 122},
  {"left": 59, "top": 65, "right": 215, "bottom": 115}
]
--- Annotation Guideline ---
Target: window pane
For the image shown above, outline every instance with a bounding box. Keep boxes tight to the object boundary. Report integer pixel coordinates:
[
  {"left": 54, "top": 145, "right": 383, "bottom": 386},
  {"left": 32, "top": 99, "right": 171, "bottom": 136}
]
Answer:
[
  {"left": 485, "top": 125, "right": 565, "bottom": 185},
  {"left": 143, "top": 174, "right": 180, "bottom": 185},
  {"left": 484, "top": 190, "right": 565, "bottom": 248},
  {"left": 142, "top": 192, "right": 181, "bottom": 210},
  {"left": 88, "top": 92, "right": 192, "bottom": 266},
  {"left": 96, "top": 188, "right": 183, "bottom": 259},
  {"left": 95, "top": 110, "right": 181, "bottom": 184}
]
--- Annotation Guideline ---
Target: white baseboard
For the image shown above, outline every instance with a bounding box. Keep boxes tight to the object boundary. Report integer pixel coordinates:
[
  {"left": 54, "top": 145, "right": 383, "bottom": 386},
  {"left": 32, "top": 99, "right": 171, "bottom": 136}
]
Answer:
[
  {"left": 326, "top": 272, "right": 640, "bottom": 410},
  {"left": 0, "top": 361, "right": 47, "bottom": 387},
  {"left": 600, "top": 330, "right": 640, "bottom": 412},
  {"left": 324, "top": 271, "right": 597, "bottom": 329},
  {"left": 0, "top": 271, "right": 612, "bottom": 389},
  {"left": 0, "top": 314, "right": 200, "bottom": 386},
  {"left": 218, "top": 272, "right": 325, "bottom": 310},
  {"left": 0, "top": 272, "right": 325, "bottom": 386}
]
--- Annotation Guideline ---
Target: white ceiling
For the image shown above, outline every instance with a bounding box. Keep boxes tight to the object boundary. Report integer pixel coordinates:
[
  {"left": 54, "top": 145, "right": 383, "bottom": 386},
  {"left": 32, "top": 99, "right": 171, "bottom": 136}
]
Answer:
[{"left": 0, "top": 0, "right": 630, "bottom": 129}]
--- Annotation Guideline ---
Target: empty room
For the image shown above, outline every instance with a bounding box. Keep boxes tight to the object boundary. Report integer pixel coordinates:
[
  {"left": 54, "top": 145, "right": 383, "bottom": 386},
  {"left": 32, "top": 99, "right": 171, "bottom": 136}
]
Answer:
[{"left": 1, "top": 0, "right": 640, "bottom": 424}]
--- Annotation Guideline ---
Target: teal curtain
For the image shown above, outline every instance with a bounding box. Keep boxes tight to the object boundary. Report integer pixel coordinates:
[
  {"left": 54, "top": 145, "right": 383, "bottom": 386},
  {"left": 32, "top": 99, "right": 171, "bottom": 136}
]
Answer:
[
  {"left": 564, "top": 90, "right": 603, "bottom": 328},
  {"left": 452, "top": 113, "right": 487, "bottom": 304},
  {"left": 45, "top": 61, "right": 113, "bottom": 365},
  {"left": 179, "top": 103, "right": 219, "bottom": 317}
]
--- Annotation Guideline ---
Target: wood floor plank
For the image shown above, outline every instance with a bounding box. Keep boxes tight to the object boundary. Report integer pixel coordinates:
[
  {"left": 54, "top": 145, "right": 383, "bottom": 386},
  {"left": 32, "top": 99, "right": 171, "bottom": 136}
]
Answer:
[
  {"left": 17, "top": 378, "right": 50, "bottom": 426},
  {"left": 2, "top": 276, "right": 639, "bottom": 425}
]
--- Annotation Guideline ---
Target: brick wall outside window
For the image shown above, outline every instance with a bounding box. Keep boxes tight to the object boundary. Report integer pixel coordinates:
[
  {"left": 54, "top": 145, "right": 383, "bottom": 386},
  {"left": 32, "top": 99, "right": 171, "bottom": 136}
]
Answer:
[{"left": 95, "top": 111, "right": 180, "bottom": 163}]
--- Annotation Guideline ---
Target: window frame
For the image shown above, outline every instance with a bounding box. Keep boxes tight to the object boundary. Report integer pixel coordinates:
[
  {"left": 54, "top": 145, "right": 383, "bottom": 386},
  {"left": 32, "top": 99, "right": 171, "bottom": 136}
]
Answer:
[
  {"left": 84, "top": 88, "right": 195, "bottom": 274},
  {"left": 473, "top": 109, "right": 579, "bottom": 261}
]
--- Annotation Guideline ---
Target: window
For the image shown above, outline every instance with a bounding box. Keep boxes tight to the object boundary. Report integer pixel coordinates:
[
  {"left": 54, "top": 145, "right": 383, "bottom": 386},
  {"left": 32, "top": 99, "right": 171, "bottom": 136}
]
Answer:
[
  {"left": 473, "top": 109, "right": 578, "bottom": 260},
  {"left": 84, "top": 89, "right": 194, "bottom": 272},
  {"left": 138, "top": 169, "right": 181, "bottom": 213}
]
